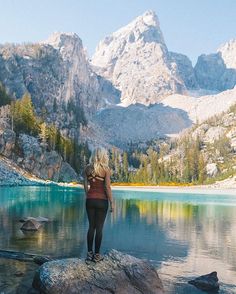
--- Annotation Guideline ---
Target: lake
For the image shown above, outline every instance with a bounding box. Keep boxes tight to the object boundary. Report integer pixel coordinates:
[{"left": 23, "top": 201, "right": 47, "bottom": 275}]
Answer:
[{"left": 0, "top": 186, "right": 235, "bottom": 293}]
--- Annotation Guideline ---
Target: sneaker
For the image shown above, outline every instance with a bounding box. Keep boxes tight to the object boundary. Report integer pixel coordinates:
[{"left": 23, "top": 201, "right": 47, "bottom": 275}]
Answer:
[
  {"left": 85, "top": 251, "right": 94, "bottom": 263},
  {"left": 93, "top": 253, "right": 104, "bottom": 263}
]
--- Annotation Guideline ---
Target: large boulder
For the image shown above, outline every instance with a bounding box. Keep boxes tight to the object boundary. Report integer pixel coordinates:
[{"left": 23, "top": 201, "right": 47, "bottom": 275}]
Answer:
[
  {"left": 188, "top": 271, "right": 219, "bottom": 291},
  {"left": 204, "top": 126, "right": 226, "bottom": 144},
  {"left": 206, "top": 163, "right": 218, "bottom": 177},
  {"left": 32, "top": 249, "right": 164, "bottom": 294}
]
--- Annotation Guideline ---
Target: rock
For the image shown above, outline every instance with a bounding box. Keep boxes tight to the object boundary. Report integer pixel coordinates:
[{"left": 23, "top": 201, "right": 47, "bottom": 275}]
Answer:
[
  {"left": 18, "top": 133, "right": 78, "bottom": 182},
  {"left": 169, "top": 51, "right": 198, "bottom": 90},
  {"left": 206, "top": 163, "right": 218, "bottom": 177},
  {"left": 19, "top": 216, "right": 50, "bottom": 223},
  {"left": 14, "top": 271, "right": 25, "bottom": 277},
  {"left": 204, "top": 126, "right": 226, "bottom": 144},
  {"left": 0, "top": 130, "right": 80, "bottom": 184},
  {"left": 33, "top": 256, "right": 53, "bottom": 266},
  {"left": 0, "top": 129, "right": 16, "bottom": 157},
  {"left": 0, "top": 105, "right": 11, "bottom": 129},
  {"left": 230, "top": 138, "right": 236, "bottom": 152},
  {"left": 226, "top": 126, "right": 236, "bottom": 138},
  {"left": 0, "top": 156, "right": 40, "bottom": 186},
  {"left": 194, "top": 52, "right": 236, "bottom": 91},
  {"left": 58, "top": 162, "right": 79, "bottom": 182},
  {"left": 32, "top": 249, "right": 164, "bottom": 294},
  {"left": 20, "top": 219, "right": 42, "bottom": 231},
  {"left": 188, "top": 271, "right": 219, "bottom": 291}
]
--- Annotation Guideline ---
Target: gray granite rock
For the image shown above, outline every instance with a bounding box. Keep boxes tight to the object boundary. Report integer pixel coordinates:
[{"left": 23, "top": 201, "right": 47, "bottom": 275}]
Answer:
[
  {"left": 17, "top": 133, "right": 79, "bottom": 182},
  {"left": 169, "top": 51, "right": 198, "bottom": 90},
  {"left": 59, "top": 162, "right": 79, "bottom": 182},
  {"left": 20, "top": 219, "right": 42, "bottom": 231},
  {"left": 0, "top": 157, "right": 40, "bottom": 186},
  {"left": 206, "top": 163, "right": 218, "bottom": 177},
  {"left": 194, "top": 53, "right": 236, "bottom": 91},
  {"left": 188, "top": 271, "right": 219, "bottom": 291},
  {"left": 0, "top": 130, "right": 79, "bottom": 184},
  {"left": 32, "top": 249, "right": 164, "bottom": 294},
  {"left": 0, "top": 129, "right": 15, "bottom": 157}
]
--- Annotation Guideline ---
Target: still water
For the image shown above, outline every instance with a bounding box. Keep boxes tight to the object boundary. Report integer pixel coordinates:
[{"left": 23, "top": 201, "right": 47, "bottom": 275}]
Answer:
[{"left": 0, "top": 186, "right": 235, "bottom": 293}]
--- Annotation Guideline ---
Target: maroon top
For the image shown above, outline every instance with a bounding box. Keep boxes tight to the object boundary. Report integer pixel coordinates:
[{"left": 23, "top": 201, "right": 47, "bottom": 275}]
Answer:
[{"left": 86, "top": 172, "right": 108, "bottom": 200}]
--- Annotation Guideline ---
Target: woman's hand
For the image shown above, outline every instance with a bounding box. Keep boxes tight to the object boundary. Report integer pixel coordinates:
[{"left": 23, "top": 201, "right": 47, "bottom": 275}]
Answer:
[{"left": 109, "top": 201, "right": 114, "bottom": 213}]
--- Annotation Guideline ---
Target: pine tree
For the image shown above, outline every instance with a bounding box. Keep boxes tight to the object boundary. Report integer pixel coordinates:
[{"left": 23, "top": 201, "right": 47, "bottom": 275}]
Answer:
[
  {"left": 0, "top": 82, "right": 11, "bottom": 106},
  {"left": 123, "top": 151, "right": 129, "bottom": 182},
  {"left": 39, "top": 122, "right": 48, "bottom": 145},
  {"left": 198, "top": 153, "right": 205, "bottom": 184}
]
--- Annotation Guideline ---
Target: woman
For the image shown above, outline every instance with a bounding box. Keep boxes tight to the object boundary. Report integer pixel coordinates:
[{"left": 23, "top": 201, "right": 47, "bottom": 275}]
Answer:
[{"left": 83, "top": 147, "right": 114, "bottom": 263}]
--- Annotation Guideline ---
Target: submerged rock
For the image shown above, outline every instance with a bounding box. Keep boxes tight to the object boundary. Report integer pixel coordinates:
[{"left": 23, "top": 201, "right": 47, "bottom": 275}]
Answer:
[
  {"left": 32, "top": 249, "right": 164, "bottom": 294},
  {"left": 33, "top": 256, "right": 53, "bottom": 266},
  {"left": 20, "top": 219, "right": 42, "bottom": 231},
  {"left": 19, "top": 216, "right": 50, "bottom": 223},
  {"left": 188, "top": 271, "right": 219, "bottom": 291}
]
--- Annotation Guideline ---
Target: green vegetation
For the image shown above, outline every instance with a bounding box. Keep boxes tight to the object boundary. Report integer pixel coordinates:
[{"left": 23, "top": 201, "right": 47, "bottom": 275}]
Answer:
[
  {"left": 10, "top": 91, "right": 90, "bottom": 175},
  {"left": 11, "top": 92, "right": 39, "bottom": 135},
  {"left": 110, "top": 103, "right": 236, "bottom": 185},
  {"left": 108, "top": 141, "right": 206, "bottom": 185},
  {"left": 0, "top": 83, "right": 12, "bottom": 107}
]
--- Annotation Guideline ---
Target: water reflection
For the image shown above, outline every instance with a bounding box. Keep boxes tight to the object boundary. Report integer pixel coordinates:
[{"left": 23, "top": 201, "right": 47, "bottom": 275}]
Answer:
[{"left": 0, "top": 186, "right": 236, "bottom": 293}]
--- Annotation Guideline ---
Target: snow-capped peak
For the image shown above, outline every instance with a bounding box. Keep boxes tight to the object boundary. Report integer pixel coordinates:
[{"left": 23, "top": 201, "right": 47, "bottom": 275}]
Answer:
[
  {"left": 105, "top": 10, "right": 165, "bottom": 46},
  {"left": 217, "top": 39, "right": 236, "bottom": 69},
  {"left": 91, "top": 10, "right": 185, "bottom": 106}
]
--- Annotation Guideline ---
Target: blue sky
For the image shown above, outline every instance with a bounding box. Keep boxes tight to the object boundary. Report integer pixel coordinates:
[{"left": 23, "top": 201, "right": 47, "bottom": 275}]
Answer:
[{"left": 0, "top": 0, "right": 235, "bottom": 65}]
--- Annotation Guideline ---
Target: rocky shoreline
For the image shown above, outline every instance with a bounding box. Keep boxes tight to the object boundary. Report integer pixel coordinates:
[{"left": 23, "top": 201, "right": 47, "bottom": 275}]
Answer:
[{"left": 0, "top": 156, "right": 44, "bottom": 186}]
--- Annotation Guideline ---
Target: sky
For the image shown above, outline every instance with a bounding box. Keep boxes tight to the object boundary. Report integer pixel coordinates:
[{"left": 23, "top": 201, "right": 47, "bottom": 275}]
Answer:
[{"left": 0, "top": 0, "right": 235, "bottom": 65}]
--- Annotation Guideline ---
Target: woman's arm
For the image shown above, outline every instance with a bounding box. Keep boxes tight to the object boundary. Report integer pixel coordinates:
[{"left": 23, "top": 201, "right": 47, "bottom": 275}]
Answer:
[
  {"left": 104, "top": 169, "right": 114, "bottom": 212},
  {"left": 83, "top": 168, "right": 89, "bottom": 196}
]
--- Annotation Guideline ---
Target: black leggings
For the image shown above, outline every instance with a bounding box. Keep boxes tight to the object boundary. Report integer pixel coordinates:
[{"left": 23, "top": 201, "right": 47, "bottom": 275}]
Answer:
[{"left": 86, "top": 199, "right": 108, "bottom": 254}]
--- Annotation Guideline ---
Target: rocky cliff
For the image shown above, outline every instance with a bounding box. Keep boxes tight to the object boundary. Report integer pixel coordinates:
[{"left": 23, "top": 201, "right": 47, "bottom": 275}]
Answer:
[
  {"left": 0, "top": 128, "right": 78, "bottom": 183},
  {"left": 194, "top": 39, "right": 236, "bottom": 91},
  {"left": 0, "top": 32, "right": 120, "bottom": 142}
]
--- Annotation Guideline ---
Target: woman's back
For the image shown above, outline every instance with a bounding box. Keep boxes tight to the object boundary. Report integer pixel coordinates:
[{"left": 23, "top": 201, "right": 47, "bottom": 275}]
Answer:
[{"left": 85, "top": 164, "right": 108, "bottom": 200}]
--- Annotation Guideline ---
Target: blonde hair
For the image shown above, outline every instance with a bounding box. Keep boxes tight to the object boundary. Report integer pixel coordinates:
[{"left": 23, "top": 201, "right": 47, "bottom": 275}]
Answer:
[{"left": 89, "top": 147, "right": 109, "bottom": 175}]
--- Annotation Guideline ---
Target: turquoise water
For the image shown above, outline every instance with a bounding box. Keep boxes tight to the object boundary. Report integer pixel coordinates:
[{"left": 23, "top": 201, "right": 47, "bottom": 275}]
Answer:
[{"left": 0, "top": 186, "right": 236, "bottom": 293}]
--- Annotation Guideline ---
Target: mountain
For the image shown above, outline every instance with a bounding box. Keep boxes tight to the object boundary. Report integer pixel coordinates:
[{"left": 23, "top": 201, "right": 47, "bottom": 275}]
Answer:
[
  {"left": 91, "top": 87, "right": 236, "bottom": 147},
  {"left": 162, "top": 98, "right": 236, "bottom": 182},
  {"left": 0, "top": 11, "right": 235, "bottom": 152},
  {"left": 0, "top": 10, "right": 236, "bottom": 185},
  {"left": 162, "top": 87, "right": 236, "bottom": 124},
  {"left": 92, "top": 103, "right": 192, "bottom": 147},
  {"left": 169, "top": 52, "right": 199, "bottom": 90},
  {"left": 194, "top": 39, "right": 236, "bottom": 91},
  {"left": 0, "top": 32, "right": 120, "bottom": 141},
  {"left": 91, "top": 10, "right": 186, "bottom": 106}
]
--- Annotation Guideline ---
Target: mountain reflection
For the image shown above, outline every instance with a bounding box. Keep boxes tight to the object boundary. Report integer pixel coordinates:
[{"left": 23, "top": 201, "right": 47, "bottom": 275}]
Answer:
[{"left": 0, "top": 186, "right": 236, "bottom": 293}]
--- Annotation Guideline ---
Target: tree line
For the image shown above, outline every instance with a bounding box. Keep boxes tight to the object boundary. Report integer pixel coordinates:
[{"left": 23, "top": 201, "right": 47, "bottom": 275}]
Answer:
[{"left": 1, "top": 87, "right": 90, "bottom": 175}]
